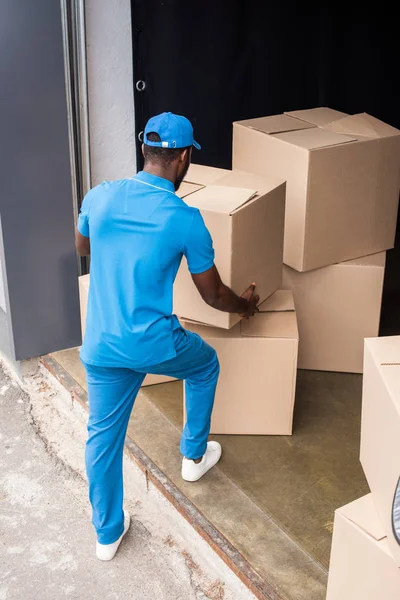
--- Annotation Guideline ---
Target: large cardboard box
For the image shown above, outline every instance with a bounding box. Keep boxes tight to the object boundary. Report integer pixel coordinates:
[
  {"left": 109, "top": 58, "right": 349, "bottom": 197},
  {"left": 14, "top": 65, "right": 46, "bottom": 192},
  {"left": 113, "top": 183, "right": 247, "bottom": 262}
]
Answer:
[
  {"left": 282, "top": 252, "right": 385, "bottom": 373},
  {"left": 183, "top": 290, "right": 298, "bottom": 435},
  {"left": 174, "top": 167, "right": 286, "bottom": 328},
  {"left": 360, "top": 335, "right": 400, "bottom": 565},
  {"left": 78, "top": 275, "right": 175, "bottom": 387},
  {"left": 233, "top": 108, "right": 400, "bottom": 272},
  {"left": 327, "top": 494, "right": 400, "bottom": 600}
]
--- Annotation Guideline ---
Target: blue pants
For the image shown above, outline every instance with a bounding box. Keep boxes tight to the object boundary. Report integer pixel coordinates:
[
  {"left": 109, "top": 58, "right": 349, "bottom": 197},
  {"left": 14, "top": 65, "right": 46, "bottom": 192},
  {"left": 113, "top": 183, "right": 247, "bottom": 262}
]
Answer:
[{"left": 82, "top": 327, "right": 219, "bottom": 544}]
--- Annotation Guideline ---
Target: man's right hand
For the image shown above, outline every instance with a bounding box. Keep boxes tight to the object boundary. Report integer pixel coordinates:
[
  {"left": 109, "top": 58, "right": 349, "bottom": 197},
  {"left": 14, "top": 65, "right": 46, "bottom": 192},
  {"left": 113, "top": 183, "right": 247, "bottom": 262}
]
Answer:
[
  {"left": 239, "top": 283, "right": 260, "bottom": 318},
  {"left": 191, "top": 265, "right": 260, "bottom": 317}
]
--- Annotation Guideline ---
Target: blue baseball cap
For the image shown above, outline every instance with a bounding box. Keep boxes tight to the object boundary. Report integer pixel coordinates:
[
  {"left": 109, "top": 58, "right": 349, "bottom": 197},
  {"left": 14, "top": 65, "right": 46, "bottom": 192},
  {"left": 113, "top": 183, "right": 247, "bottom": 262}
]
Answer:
[{"left": 144, "top": 112, "right": 201, "bottom": 150}]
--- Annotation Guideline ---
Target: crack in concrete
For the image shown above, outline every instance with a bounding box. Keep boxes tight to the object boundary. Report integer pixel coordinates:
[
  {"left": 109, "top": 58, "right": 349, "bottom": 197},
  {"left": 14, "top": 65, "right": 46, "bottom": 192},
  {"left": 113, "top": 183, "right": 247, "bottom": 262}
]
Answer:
[{"left": 27, "top": 397, "right": 86, "bottom": 486}]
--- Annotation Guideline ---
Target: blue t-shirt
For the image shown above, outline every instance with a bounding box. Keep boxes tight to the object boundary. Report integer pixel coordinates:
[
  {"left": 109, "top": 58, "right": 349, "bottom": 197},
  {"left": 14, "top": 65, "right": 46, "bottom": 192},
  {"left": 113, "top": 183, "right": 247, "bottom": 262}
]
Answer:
[{"left": 78, "top": 171, "right": 215, "bottom": 368}]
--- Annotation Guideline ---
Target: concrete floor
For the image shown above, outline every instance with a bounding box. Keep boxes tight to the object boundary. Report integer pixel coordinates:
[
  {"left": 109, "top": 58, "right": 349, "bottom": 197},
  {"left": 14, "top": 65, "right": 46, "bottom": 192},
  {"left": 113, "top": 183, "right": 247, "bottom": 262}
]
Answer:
[
  {"left": 0, "top": 364, "right": 257, "bottom": 600},
  {"left": 145, "top": 371, "right": 368, "bottom": 568},
  {"left": 49, "top": 347, "right": 370, "bottom": 599}
]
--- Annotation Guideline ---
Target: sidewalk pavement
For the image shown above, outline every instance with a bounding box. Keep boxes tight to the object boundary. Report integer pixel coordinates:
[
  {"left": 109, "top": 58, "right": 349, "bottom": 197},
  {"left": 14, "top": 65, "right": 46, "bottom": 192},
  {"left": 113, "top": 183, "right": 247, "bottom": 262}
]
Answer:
[{"left": 0, "top": 364, "right": 254, "bottom": 600}]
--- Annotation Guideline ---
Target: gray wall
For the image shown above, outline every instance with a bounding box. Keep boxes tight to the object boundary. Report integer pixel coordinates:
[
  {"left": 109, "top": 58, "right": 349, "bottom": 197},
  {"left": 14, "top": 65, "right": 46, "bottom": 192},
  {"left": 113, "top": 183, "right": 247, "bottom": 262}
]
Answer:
[{"left": 0, "top": 0, "right": 81, "bottom": 361}]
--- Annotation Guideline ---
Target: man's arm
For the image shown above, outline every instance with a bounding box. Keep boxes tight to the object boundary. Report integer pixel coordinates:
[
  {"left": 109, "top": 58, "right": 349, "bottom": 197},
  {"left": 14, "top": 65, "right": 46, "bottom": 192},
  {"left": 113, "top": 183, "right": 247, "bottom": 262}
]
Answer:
[
  {"left": 75, "top": 229, "right": 90, "bottom": 257},
  {"left": 76, "top": 187, "right": 95, "bottom": 256},
  {"left": 192, "top": 265, "right": 259, "bottom": 318}
]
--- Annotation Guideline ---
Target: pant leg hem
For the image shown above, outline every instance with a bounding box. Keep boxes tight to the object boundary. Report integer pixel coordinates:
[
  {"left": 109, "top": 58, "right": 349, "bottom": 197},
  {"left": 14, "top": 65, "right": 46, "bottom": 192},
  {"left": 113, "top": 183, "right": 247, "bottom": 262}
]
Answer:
[
  {"left": 180, "top": 441, "right": 208, "bottom": 461},
  {"left": 96, "top": 522, "right": 125, "bottom": 545}
]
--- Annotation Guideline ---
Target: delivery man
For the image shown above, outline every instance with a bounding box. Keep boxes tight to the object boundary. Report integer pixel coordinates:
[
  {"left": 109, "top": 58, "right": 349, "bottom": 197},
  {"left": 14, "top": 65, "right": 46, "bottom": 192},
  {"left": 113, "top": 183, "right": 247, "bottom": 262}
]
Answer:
[{"left": 75, "top": 112, "right": 259, "bottom": 561}]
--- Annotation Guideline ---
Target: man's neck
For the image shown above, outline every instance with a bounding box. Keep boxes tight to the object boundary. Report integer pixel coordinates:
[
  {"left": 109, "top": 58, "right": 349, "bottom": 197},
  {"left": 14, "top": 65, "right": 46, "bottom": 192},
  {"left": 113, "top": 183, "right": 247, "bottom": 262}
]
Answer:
[{"left": 143, "top": 163, "right": 176, "bottom": 186}]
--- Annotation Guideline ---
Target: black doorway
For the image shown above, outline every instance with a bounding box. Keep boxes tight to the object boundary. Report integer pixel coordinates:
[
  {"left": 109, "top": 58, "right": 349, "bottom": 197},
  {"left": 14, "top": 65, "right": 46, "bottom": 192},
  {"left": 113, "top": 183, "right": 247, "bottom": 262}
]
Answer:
[{"left": 131, "top": 1, "right": 400, "bottom": 333}]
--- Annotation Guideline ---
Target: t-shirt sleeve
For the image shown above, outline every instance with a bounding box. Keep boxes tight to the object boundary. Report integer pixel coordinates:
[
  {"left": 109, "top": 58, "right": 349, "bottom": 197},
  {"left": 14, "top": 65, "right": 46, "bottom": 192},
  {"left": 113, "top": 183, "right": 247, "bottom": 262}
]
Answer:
[
  {"left": 77, "top": 190, "right": 93, "bottom": 238},
  {"left": 184, "top": 210, "right": 215, "bottom": 274}
]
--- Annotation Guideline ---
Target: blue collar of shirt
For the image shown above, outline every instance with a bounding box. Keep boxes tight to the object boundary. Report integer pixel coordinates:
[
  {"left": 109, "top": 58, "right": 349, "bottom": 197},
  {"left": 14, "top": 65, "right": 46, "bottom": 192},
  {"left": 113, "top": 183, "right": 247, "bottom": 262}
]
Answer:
[{"left": 134, "top": 171, "right": 176, "bottom": 194}]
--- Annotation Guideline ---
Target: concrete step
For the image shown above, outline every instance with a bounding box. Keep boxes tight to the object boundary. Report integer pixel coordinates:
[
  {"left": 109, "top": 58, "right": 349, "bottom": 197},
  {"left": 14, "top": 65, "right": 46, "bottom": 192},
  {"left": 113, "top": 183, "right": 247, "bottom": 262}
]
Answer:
[{"left": 44, "top": 349, "right": 328, "bottom": 600}]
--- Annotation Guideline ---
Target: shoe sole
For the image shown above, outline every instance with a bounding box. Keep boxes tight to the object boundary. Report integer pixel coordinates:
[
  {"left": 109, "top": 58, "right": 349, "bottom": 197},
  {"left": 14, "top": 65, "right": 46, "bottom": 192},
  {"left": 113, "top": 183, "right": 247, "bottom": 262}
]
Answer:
[{"left": 182, "top": 450, "right": 222, "bottom": 483}]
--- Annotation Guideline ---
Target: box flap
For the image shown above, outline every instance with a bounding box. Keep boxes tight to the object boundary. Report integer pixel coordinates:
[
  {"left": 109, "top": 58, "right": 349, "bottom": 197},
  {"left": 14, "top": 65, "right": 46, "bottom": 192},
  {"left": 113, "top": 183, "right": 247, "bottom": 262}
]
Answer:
[
  {"left": 324, "top": 113, "right": 400, "bottom": 139},
  {"left": 185, "top": 164, "right": 230, "bottom": 186},
  {"left": 285, "top": 107, "right": 349, "bottom": 126},
  {"left": 258, "top": 289, "right": 295, "bottom": 312},
  {"left": 338, "top": 494, "right": 386, "bottom": 542},
  {"left": 241, "top": 291, "right": 297, "bottom": 339},
  {"left": 176, "top": 182, "right": 204, "bottom": 199},
  {"left": 183, "top": 301, "right": 298, "bottom": 340},
  {"left": 235, "top": 114, "right": 316, "bottom": 135},
  {"left": 183, "top": 185, "right": 257, "bottom": 215},
  {"left": 241, "top": 310, "right": 298, "bottom": 339},
  {"left": 365, "top": 336, "right": 400, "bottom": 412},
  {"left": 273, "top": 128, "right": 358, "bottom": 150},
  {"left": 214, "top": 169, "right": 284, "bottom": 197}
]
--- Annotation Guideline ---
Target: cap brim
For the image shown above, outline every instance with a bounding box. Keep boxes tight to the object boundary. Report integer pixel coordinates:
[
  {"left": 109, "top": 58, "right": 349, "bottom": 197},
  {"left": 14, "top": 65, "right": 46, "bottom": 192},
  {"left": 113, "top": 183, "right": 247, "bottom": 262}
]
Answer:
[{"left": 192, "top": 140, "right": 201, "bottom": 150}]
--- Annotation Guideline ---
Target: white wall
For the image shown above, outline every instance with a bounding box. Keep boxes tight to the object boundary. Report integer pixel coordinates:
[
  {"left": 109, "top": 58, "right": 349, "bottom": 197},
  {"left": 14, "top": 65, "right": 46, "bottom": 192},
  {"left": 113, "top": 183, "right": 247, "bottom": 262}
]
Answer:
[
  {"left": 0, "top": 257, "right": 6, "bottom": 313},
  {"left": 85, "top": 0, "right": 136, "bottom": 186},
  {"left": 0, "top": 217, "right": 16, "bottom": 364},
  {"left": 0, "top": 216, "right": 8, "bottom": 315}
]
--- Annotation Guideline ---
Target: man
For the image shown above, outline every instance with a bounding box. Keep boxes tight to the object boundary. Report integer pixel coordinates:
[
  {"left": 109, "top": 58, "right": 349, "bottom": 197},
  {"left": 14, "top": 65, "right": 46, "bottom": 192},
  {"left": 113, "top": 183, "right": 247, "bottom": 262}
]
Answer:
[{"left": 76, "top": 112, "right": 259, "bottom": 561}]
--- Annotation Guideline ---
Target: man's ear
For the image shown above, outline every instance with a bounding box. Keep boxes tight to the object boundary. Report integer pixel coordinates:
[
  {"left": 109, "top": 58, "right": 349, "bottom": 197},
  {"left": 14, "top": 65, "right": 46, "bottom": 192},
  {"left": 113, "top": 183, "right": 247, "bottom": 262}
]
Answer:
[
  {"left": 141, "top": 143, "right": 145, "bottom": 158},
  {"left": 180, "top": 148, "right": 190, "bottom": 163}
]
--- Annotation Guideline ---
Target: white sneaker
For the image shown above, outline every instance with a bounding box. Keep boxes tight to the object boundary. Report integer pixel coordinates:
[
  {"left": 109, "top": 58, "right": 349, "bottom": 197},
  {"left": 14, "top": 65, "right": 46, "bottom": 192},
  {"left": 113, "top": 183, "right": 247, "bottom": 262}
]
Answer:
[
  {"left": 96, "top": 509, "right": 130, "bottom": 561},
  {"left": 182, "top": 441, "right": 222, "bottom": 482}
]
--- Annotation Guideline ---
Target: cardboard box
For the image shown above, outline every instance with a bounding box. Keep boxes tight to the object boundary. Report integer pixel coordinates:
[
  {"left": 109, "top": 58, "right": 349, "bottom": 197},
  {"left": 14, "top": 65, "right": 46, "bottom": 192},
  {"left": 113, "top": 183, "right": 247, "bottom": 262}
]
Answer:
[
  {"left": 183, "top": 290, "right": 298, "bottom": 434},
  {"left": 233, "top": 108, "right": 400, "bottom": 272},
  {"left": 327, "top": 494, "right": 400, "bottom": 600},
  {"left": 174, "top": 167, "right": 286, "bottom": 329},
  {"left": 79, "top": 274, "right": 90, "bottom": 339},
  {"left": 141, "top": 373, "right": 176, "bottom": 387},
  {"left": 78, "top": 275, "right": 175, "bottom": 387},
  {"left": 360, "top": 335, "right": 400, "bottom": 565},
  {"left": 282, "top": 252, "right": 385, "bottom": 373}
]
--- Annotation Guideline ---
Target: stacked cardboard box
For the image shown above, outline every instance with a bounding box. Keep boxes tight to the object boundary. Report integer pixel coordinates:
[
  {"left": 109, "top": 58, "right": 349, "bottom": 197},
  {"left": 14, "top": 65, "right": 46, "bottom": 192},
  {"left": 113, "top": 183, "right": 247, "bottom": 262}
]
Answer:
[
  {"left": 184, "top": 290, "right": 298, "bottom": 435},
  {"left": 233, "top": 108, "right": 400, "bottom": 373},
  {"left": 360, "top": 336, "right": 400, "bottom": 564},
  {"left": 175, "top": 167, "right": 286, "bottom": 328},
  {"left": 282, "top": 254, "right": 386, "bottom": 373},
  {"left": 327, "top": 335, "right": 400, "bottom": 598},
  {"left": 327, "top": 494, "right": 400, "bottom": 599},
  {"left": 175, "top": 166, "right": 299, "bottom": 435},
  {"left": 174, "top": 107, "right": 400, "bottom": 431}
]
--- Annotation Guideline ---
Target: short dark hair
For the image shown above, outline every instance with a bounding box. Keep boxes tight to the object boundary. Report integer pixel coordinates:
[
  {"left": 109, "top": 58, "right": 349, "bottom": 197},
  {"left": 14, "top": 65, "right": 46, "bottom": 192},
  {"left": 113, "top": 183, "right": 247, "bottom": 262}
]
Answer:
[{"left": 143, "top": 132, "right": 190, "bottom": 167}]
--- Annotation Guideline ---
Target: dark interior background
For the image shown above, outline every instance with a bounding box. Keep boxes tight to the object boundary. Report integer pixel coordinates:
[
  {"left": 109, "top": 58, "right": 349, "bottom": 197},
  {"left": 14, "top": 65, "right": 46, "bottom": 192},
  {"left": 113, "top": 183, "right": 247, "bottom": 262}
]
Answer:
[{"left": 131, "top": 1, "right": 400, "bottom": 334}]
